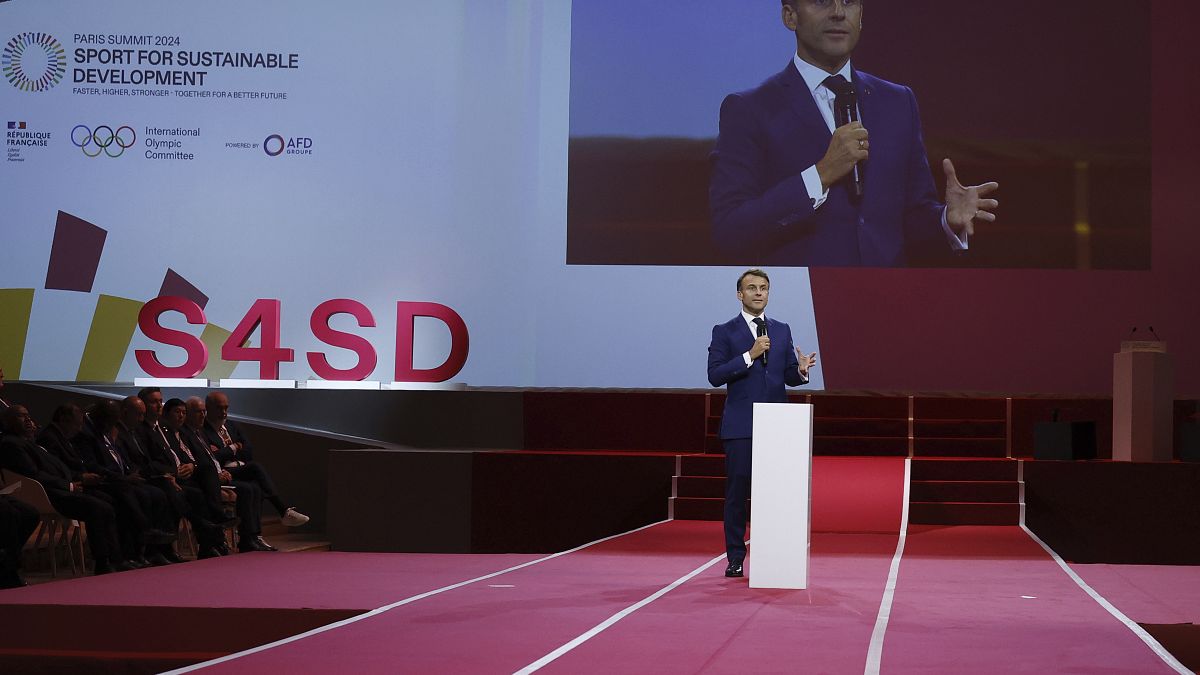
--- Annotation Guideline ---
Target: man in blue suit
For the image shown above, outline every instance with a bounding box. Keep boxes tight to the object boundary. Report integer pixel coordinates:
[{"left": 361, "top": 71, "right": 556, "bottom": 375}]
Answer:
[
  {"left": 708, "top": 269, "right": 816, "bottom": 577},
  {"left": 710, "top": 0, "right": 999, "bottom": 267}
]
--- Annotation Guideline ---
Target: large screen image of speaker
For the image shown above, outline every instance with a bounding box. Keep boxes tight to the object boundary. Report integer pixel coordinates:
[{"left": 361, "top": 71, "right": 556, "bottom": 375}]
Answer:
[{"left": 566, "top": 0, "right": 1151, "bottom": 270}]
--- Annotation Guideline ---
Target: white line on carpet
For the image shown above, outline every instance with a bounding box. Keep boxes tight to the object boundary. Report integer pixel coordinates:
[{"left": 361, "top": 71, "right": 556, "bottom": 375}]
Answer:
[
  {"left": 161, "top": 519, "right": 674, "bottom": 674},
  {"left": 863, "top": 456, "right": 911, "bottom": 675},
  {"left": 1016, "top": 459, "right": 1190, "bottom": 675},
  {"left": 513, "top": 552, "right": 729, "bottom": 674}
]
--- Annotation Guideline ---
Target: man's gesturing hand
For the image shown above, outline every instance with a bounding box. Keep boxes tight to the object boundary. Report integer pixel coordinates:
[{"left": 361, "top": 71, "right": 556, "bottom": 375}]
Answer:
[
  {"left": 816, "top": 122, "right": 869, "bottom": 191},
  {"left": 943, "top": 158, "right": 999, "bottom": 237},
  {"left": 796, "top": 348, "right": 817, "bottom": 378}
]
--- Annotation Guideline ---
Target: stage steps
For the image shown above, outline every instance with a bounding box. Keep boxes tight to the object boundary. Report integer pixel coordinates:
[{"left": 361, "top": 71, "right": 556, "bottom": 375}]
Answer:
[
  {"left": 682, "top": 395, "right": 1013, "bottom": 521},
  {"left": 671, "top": 455, "right": 725, "bottom": 521},
  {"left": 909, "top": 458, "right": 1021, "bottom": 525}
]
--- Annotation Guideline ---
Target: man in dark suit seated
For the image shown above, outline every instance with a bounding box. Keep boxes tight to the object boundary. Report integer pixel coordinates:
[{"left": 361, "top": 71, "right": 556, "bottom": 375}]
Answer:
[
  {"left": 42, "top": 403, "right": 175, "bottom": 567},
  {"left": 0, "top": 405, "right": 131, "bottom": 574},
  {"left": 204, "top": 391, "right": 309, "bottom": 528},
  {"left": 117, "top": 396, "right": 226, "bottom": 562},
  {"left": 707, "top": 269, "right": 817, "bottom": 578},
  {"left": 138, "top": 391, "right": 233, "bottom": 559},
  {"left": 177, "top": 398, "right": 272, "bottom": 553},
  {"left": 0, "top": 494, "right": 38, "bottom": 588}
]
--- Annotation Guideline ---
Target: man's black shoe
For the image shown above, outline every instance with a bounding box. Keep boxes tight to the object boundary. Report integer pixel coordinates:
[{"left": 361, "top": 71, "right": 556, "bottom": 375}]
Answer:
[
  {"left": 160, "top": 547, "right": 184, "bottom": 564},
  {"left": 197, "top": 547, "right": 223, "bottom": 559},
  {"left": 254, "top": 536, "right": 278, "bottom": 552},
  {"left": 724, "top": 561, "right": 744, "bottom": 578}
]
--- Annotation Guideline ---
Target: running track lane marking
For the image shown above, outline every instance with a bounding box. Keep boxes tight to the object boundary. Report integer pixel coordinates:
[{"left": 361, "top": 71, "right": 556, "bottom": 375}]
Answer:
[
  {"left": 1016, "top": 460, "right": 1190, "bottom": 674},
  {"left": 513, "top": 552, "right": 729, "bottom": 674},
  {"left": 161, "top": 519, "right": 674, "bottom": 674},
  {"left": 864, "top": 456, "right": 912, "bottom": 675}
]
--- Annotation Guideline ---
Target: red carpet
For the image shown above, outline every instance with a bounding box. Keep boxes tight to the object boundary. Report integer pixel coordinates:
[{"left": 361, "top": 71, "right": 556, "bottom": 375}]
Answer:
[
  {"left": 881, "top": 526, "right": 1182, "bottom": 674},
  {"left": 537, "top": 532, "right": 901, "bottom": 674},
  {"left": 813, "top": 456, "right": 906, "bottom": 533}
]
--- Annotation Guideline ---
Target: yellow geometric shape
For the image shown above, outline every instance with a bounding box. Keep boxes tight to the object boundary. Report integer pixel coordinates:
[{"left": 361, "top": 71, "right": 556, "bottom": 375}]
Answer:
[
  {"left": 77, "top": 294, "right": 144, "bottom": 382},
  {"left": 199, "top": 323, "right": 251, "bottom": 381},
  {"left": 0, "top": 289, "right": 36, "bottom": 378}
]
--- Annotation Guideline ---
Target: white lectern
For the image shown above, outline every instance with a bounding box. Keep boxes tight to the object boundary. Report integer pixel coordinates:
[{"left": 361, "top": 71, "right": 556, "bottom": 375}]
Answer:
[
  {"left": 1113, "top": 341, "right": 1173, "bottom": 462},
  {"left": 749, "top": 402, "right": 814, "bottom": 590}
]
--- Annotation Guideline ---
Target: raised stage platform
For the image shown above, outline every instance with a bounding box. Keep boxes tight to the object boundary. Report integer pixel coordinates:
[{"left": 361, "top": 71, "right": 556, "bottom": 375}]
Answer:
[{"left": 1, "top": 521, "right": 1195, "bottom": 673}]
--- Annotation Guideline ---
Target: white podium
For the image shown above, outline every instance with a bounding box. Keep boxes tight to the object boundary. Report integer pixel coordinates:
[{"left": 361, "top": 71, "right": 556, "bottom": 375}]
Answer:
[
  {"left": 749, "top": 402, "right": 814, "bottom": 589},
  {"left": 1113, "top": 341, "right": 1173, "bottom": 462}
]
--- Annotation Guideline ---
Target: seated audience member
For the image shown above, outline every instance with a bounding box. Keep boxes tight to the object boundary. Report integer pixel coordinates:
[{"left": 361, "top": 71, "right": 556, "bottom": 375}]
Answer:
[
  {"left": 117, "top": 396, "right": 225, "bottom": 562},
  {"left": 177, "top": 398, "right": 273, "bottom": 553},
  {"left": 204, "top": 391, "right": 309, "bottom": 527},
  {"left": 0, "top": 405, "right": 131, "bottom": 574},
  {"left": 43, "top": 402, "right": 174, "bottom": 567},
  {"left": 0, "top": 494, "right": 38, "bottom": 588},
  {"left": 139, "top": 391, "right": 233, "bottom": 558}
]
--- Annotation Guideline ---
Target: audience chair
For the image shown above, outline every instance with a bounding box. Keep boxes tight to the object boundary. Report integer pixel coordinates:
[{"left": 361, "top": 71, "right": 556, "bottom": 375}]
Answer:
[{"left": 0, "top": 470, "right": 86, "bottom": 577}]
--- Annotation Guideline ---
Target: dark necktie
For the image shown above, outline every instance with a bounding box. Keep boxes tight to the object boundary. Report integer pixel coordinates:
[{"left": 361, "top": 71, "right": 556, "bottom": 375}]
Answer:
[
  {"left": 102, "top": 436, "right": 126, "bottom": 472},
  {"left": 823, "top": 74, "right": 855, "bottom": 100},
  {"left": 154, "top": 423, "right": 181, "bottom": 467}
]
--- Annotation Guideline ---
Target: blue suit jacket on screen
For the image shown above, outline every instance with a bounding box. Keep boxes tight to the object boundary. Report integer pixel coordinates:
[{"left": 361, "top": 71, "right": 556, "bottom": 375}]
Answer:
[
  {"left": 708, "top": 315, "right": 808, "bottom": 440},
  {"left": 710, "top": 63, "right": 946, "bottom": 267}
]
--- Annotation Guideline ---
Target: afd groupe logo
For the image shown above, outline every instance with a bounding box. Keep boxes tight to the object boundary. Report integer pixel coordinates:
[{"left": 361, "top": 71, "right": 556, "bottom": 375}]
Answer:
[
  {"left": 71, "top": 124, "right": 137, "bottom": 158},
  {"left": 3, "top": 32, "right": 67, "bottom": 92},
  {"left": 263, "top": 134, "right": 313, "bottom": 157}
]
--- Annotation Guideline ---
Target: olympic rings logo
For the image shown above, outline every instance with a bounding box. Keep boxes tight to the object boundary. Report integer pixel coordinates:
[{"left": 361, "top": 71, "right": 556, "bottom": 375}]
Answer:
[
  {"left": 71, "top": 124, "right": 137, "bottom": 158},
  {"left": 3, "top": 32, "right": 67, "bottom": 92}
]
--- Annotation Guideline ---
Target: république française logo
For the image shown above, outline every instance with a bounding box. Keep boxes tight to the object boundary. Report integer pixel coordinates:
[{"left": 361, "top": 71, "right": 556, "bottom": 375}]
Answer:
[{"left": 3, "top": 32, "right": 67, "bottom": 92}]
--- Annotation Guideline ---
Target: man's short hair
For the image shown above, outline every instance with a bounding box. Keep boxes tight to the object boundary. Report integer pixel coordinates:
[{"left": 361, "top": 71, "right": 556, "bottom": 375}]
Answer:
[
  {"left": 51, "top": 403, "right": 83, "bottom": 424},
  {"left": 163, "top": 398, "right": 186, "bottom": 415},
  {"left": 737, "top": 269, "right": 770, "bottom": 291},
  {"left": 137, "top": 386, "right": 161, "bottom": 403},
  {"left": 119, "top": 396, "right": 143, "bottom": 413},
  {"left": 89, "top": 400, "right": 120, "bottom": 432}
]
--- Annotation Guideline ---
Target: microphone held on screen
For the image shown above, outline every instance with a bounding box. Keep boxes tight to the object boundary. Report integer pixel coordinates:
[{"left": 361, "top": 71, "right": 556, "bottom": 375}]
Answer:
[
  {"left": 757, "top": 321, "right": 768, "bottom": 367},
  {"left": 830, "top": 77, "right": 865, "bottom": 202}
]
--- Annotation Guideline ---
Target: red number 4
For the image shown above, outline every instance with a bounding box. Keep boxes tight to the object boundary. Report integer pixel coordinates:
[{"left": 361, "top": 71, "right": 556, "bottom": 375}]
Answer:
[{"left": 221, "top": 299, "right": 295, "bottom": 379}]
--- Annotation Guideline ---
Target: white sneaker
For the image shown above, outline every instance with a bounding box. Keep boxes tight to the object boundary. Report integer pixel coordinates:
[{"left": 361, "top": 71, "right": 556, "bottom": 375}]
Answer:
[{"left": 281, "top": 508, "right": 310, "bottom": 527}]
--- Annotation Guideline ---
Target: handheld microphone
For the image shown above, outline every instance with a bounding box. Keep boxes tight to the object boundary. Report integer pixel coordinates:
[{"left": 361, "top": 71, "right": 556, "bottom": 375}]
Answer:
[
  {"left": 833, "top": 86, "right": 865, "bottom": 201},
  {"left": 757, "top": 321, "right": 767, "bottom": 367}
]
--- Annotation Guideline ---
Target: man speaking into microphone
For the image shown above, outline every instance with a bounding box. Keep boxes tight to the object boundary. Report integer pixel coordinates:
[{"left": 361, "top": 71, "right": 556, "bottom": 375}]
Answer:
[
  {"left": 709, "top": 0, "right": 999, "bottom": 267},
  {"left": 708, "top": 269, "right": 816, "bottom": 578}
]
